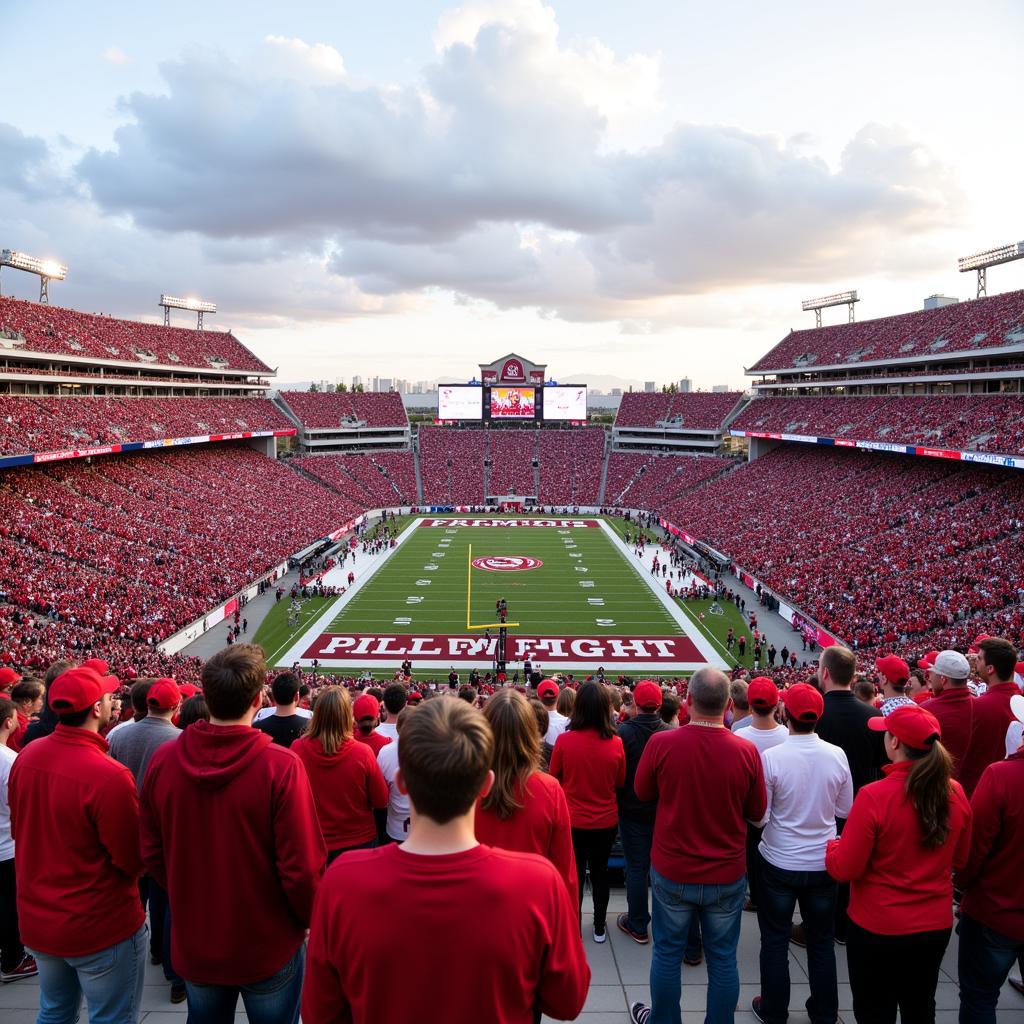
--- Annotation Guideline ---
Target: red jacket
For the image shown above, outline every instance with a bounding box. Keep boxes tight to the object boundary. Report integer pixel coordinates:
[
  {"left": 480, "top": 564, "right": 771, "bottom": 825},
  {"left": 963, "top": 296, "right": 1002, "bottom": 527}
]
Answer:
[
  {"left": 549, "top": 728, "right": 625, "bottom": 829},
  {"left": 302, "top": 844, "right": 590, "bottom": 1024},
  {"left": 475, "top": 770, "right": 578, "bottom": 907},
  {"left": 958, "top": 682, "right": 1019, "bottom": 797},
  {"left": 8, "top": 726, "right": 144, "bottom": 956},
  {"left": 140, "top": 721, "right": 326, "bottom": 985},
  {"left": 291, "top": 736, "right": 388, "bottom": 851},
  {"left": 957, "top": 751, "right": 1024, "bottom": 941},
  {"left": 635, "top": 724, "right": 766, "bottom": 885},
  {"left": 921, "top": 687, "right": 973, "bottom": 779},
  {"left": 825, "top": 760, "right": 972, "bottom": 934}
]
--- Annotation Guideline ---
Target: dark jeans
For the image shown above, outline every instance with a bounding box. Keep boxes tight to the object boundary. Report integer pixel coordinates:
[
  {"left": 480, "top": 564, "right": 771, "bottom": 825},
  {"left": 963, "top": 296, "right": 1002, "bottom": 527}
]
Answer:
[
  {"left": 957, "top": 912, "right": 1024, "bottom": 1023},
  {"left": 185, "top": 943, "right": 304, "bottom": 1024},
  {"left": 756, "top": 855, "right": 837, "bottom": 1024},
  {"left": 0, "top": 857, "right": 24, "bottom": 972},
  {"left": 146, "top": 877, "right": 182, "bottom": 987},
  {"left": 846, "top": 920, "right": 950, "bottom": 1024},
  {"left": 571, "top": 825, "right": 617, "bottom": 931},
  {"left": 746, "top": 824, "right": 764, "bottom": 908},
  {"left": 619, "top": 815, "right": 655, "bottom": 935}
]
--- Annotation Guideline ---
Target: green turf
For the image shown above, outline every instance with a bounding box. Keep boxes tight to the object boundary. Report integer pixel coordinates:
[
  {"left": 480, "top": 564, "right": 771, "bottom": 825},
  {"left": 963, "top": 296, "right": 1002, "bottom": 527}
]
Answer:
[
  {"left": 324, "top": 520, "right": 682, "bottom": 638},
  {"left": 255, "top": 595, "right": 339, "bottom": 667}
]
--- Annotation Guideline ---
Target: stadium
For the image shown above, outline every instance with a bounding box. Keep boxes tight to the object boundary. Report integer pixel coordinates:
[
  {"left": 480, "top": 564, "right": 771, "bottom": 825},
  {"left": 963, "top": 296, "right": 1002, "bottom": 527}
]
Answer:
[{"left": 4, "top": 7, "right": 1024, "bottom": 1023}]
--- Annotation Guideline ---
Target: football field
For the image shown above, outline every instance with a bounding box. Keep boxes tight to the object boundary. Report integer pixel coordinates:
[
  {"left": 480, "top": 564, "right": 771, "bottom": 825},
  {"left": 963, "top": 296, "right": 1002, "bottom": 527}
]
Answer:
[{"left": 277, "top": 517, "right": 725, "bottom": 674}]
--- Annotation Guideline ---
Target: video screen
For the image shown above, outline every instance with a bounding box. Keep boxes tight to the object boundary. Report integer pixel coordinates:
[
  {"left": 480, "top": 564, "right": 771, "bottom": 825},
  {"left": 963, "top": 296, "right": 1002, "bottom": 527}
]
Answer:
[
  {"left": 438, "top": 385, "right": 483, "bottom": 420},
  {"left": 490, "top": 386, "right": 536, "bottom": 419},
  {"left": 542, "top": 386, "right": 587, "bottom": 421}
]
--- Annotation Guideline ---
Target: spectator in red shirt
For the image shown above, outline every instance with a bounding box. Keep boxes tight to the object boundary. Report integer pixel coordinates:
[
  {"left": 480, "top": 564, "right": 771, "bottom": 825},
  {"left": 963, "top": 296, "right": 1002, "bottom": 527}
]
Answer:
[
  {"left": 6, "top": 679, "right": 43, "bottom": 752},
  {"left": 475, "top": 688, "right": 578, "bottom": 907},
  {"left": 630, "top": 668, "right": 766, "bottom": 1024},
  {"left": 140, "top": 644, "right": 326, "bottom": 1024},
  {"left": 959, "top": 637, "right": 1020, "bottom": 797},
  {"left": 549, "top": 680, "right": 626, "bottom": 942},
  {"left": 921, "top": 650, "right": 974, "bottom": 779},
  {"left": 9, "top": 665, "right": 147, "bottom": 1022},
  {"left": 302, "top": 697, "right": 590, "bottom": 1024},
  {"left": 956, "top": 693, "right": 1024, "bottom": 1021},
  {"left": 291, "top": 687, "right": 388, "bottom": 864},
  {"left": 352, "top": 692, "right": 390, "bottom": 754},
  {"left": 825, "top": 704, "right": 972, "bottom": 1024}
]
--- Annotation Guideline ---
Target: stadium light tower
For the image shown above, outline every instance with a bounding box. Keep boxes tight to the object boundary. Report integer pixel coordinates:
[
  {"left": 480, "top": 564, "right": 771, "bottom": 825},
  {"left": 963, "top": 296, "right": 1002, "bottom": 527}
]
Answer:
[
  {"left": 801, "top": 290, "right": 859, "bottom": 328},
  {"left": 957, "top": 241, "right": 1024, "bottom": 299},
  {"left": 159, "top": 294, "right": 217, "bottom": 330},
  {"left": 0, "top": 249, "right": 68, "bottom": 304}
]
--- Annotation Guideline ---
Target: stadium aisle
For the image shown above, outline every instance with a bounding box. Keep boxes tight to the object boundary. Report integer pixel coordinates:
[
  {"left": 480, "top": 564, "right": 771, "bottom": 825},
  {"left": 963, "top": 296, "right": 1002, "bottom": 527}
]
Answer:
[{"left": 0, "top": 889, "right": 1009, "bottom": 1022}]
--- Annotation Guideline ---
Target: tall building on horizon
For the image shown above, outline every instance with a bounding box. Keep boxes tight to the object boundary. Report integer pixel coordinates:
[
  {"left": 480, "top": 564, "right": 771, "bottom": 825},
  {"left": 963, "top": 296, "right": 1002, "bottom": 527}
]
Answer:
[{"left": 678, "top": 377, "right": 692, "bottom": 393}]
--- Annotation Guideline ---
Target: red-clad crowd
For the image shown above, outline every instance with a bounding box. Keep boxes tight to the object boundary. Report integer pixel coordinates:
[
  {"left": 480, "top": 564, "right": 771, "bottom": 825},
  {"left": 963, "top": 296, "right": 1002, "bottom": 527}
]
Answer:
[
  {"left": 614, "top": 391, "right": 743, "bottom": 430},
  {"left": 604, "top": 452, "right": 733, "bottom": 510},
  {"left": 294, "top": 452, "right": 417, "bottom": 506},
  {"left": 277, "top": 390, "right": 409, "bottom": 429}
]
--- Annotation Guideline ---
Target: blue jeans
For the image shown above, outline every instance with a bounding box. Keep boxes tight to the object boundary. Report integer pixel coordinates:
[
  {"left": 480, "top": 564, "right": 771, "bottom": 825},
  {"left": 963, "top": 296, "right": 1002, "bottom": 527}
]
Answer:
[
  {"left": 756, "top": 855, "right": 838, "bottom": 1024},
  {"left": 29, "top": 924, "right": 147, "bottom": 1024},
  {"left": 650, "top": 867, "right": 745, "bottom": 1024},
  {"left": 185, "top": 942, "right": 304, "bottom": 1024},
  {"left": 957, "top": 913, "right": 1024, "bottom": 1024},
  {"left": 619, "top": 815, "right": 655, "bottom": 934}
]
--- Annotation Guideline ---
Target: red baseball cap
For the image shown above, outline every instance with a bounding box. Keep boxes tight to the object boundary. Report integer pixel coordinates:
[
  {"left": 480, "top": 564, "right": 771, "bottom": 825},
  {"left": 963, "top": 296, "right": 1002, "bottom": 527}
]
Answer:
[
  {"left": 916, "top": 651, "right": 939, "bottom": 670},
  {"left": 179, "top": 683, "right": 201, "bottom": 699},
  {"left": 49, "top": 667, "right": 120, "bottom": 714},
  {"left": 80, "top": 658, "right": 110, "bottom": 675},
  {"left": 634, "top": 680, "right": 663, "bottom": 711},
  {"left": 407, "top": 691, "right": 423, "bottom": 702},
  {"left": 537, "top": 679, "right": 559, "bottom": 700},
  {"left": 968, "top": 634, "right": 992, "bottom": 655},
  {"left": 869, "top": 704, "right": 941, "bottom": 750},
  {"left": 782, "top": 683, "right": 824, "bottom": 722},
  {"left": 353, "top": 694, "right": 380, "bottom": 720},
  {"left": 748, "top": 677, "right": 780, "bottom": 711},
  {"left": 875, "top": 655, "right": 910, "bottom": 685},
  {"left": 0, "top": 667, "right": 20, "bottom": 691},
  {"left": 147, "top": 678, "right": 182, "bottom": 710}
]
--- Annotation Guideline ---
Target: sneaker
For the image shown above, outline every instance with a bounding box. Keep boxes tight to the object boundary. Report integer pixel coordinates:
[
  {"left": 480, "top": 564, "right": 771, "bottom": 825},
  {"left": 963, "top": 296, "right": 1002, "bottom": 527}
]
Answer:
[
  {"left": 790, "top": 921, "right": 807, "bottom": 947},
  {"left": 751, "top": 996, "right": 767, "bottom": 1023},
  {"left": 683, "top": 951, "right": 704, "bottom": 966},
  {"left": 1, "top": 955, "right": 38, "bottom": 983},
  {"left": 616, "top": 913, "right": 649, "bottom": 945},
  {"left": 629, "top": 1001, "right": 651, "bottom": 1024},
  {"left": 170, "top": 983, "right": 187, "bottom": 1004},
  {"left": 1008, "top": 975, "right": 1024, "bottom": 996},
  {"left": 593, "top": 926, "right": 607, "bottom": 944}
]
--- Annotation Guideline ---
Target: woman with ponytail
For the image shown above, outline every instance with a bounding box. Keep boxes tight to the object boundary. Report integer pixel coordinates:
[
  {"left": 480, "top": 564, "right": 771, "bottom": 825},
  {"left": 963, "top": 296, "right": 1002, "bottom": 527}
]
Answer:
[
  {"left": 474, "top": 689, "right": 577, "bottom": 907},
  {"left": 825, "top": 704, "right": 972, "bottom": 1023}
]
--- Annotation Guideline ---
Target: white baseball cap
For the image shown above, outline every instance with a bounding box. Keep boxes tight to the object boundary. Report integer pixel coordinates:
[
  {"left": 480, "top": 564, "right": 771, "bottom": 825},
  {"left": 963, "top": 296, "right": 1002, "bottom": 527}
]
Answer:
[{"left": 931, "top": 650, "right": 970, "bottom": 680}]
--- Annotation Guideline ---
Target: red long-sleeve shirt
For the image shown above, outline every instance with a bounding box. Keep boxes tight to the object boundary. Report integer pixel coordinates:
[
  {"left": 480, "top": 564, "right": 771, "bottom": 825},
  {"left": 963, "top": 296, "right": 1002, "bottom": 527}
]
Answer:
[
  {"left": 921, "top": 687, "right": 973, "bottom": 779},
  {"left": 958, "top": 682, "right": 1019, "bottom": 797},
  {"left": 7, "top": 710, "right": 30, "bottom": 752},
  {"left": 291, "top": 736, "right": 388, "bottom": 851},
  {"left": 825, "top": 760, "right": 972, "bottom": 934},
  {"left": 956, "top": 751, "right": 1024, "bottom": 941},
  {"left": 8, "top": 725, "right": 145, "bottom": 956},
  {"left": 549, "top": 728, "right": 625, "bottom": 829},
  {"left": 475, "top": 770, "right": 578, "bottom": 907},
  {"left": 634, "top": 724, "right": 766, "bottom": 884},
  {"left": 140, "top": 721, "right": 326, "bottom": 985},
  {"left": 302, "top": 844, "right": 590, "bottom": 1024}
]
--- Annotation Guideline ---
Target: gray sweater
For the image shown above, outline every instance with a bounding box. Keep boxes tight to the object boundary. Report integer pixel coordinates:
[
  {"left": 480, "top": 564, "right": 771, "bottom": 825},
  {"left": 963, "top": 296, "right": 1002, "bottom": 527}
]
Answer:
[{"left": 109, "top": 717, "right": 180, "bottom": 791}]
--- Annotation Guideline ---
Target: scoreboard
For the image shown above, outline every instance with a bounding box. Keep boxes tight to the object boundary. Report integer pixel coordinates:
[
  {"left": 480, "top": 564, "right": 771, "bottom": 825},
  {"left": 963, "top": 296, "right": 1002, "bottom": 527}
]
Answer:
[{"left": 437, "top": 384, "right": 586, "bottom": 423}]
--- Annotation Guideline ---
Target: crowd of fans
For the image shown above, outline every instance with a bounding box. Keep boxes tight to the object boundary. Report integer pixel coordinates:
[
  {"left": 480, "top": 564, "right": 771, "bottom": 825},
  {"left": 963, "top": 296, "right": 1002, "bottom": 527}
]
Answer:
[
  {"left": 732, "top": 394, "right": 1024, "bottom": 455},
  {"left": 488, "top": 430, "right": 536, "bottom": 496},
  {"left": 0, "top": 395, "right": 292, "bottom": 457},
  {"left": 614, "top": 391, "right": 743, "bottom": 429},
  {"left": 605, "top": 452, "right": 733, "bottom": 510},
  {"left": 293, "top": 452, "right": 417, "bottom": 507},
  {"left": 2, "top": 642, "right": 1021, "bottom": 1022},
  {"left": 749, "top": 288, "right": 1024, "bottom": 372},
  {"left": 537, "top": 428, "right": 604, "bottom": 505},
  {"left": 278, "top": 390, "right": 409, "bottom": 429},
  {"left": 0, "top": 296, "right": 270, "bottom": 373},
  {"left": 418, "top": 427, "right": 487, "bottom": 503},
  {"left": 673, "top": 445, "right": 1024, "bottom": 656}
]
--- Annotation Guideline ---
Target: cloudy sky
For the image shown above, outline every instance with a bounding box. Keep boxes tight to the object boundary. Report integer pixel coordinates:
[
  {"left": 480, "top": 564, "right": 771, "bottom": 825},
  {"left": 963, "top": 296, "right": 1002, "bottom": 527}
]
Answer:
[{"left": 2, "top": 0, "right": 1022, "bottom": 388}]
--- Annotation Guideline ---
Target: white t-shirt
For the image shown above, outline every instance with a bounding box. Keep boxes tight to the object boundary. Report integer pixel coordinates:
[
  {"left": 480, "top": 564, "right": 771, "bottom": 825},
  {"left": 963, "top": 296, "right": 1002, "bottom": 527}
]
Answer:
[
  {"left": 376, "top": 721, "right": 399, "bottom": 743},
  {"left": 377, "top": 741, "right": 410, "bottom": 842},
  {"left": 0, "top": 744, "right": 17, "bottom": 861},
  {"left": 544, "top": 709, "right": 569, "bottom": 747},
  {"left": 759, "top": 734, "right": 854, "bottom": 872},
  {"left": 254, "top": 706, "right": 311, "bottom": 722},
  {"left": 1006, "top": 721, "right": 1023, "bottom": 758},
  {"left": 735, "top": 723, "right": 788, "bottom": 754}
]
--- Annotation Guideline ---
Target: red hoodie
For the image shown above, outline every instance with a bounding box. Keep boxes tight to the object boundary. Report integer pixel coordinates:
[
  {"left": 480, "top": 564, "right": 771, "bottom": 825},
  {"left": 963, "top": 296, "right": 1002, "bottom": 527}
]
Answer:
[
  {"left": 958, "top": 682, "right": 1019, "bottom": 797},
  {"left": 921, "top": 687, "right": 973, "bottom": 778},
  {"left": 140, "top": 721, "right": 326, "bottom": 985},
  {"left": 957, "top": 751, "right": 1024, "bottom": 941},
  {"left": 8, "top": 725, "right": 144, "bottom": 956},
  {"left": 291, "top": 735, "right": 388, "bottom": 851}
]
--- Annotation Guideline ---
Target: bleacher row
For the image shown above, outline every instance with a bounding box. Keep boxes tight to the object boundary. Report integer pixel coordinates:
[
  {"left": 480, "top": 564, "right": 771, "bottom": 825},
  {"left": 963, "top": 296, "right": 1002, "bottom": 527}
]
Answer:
[
  {"left": 613, "top": 390, "right": 743, "bottom": 428},
  {"left": 293, "top": 453, "right": 417, "bottom": 508},
  {"left": 731, "top": 394, "right": 1024, "bottom": 455},
  {"left": 750, "top": 288, "right": 1024, "bottom": 372},
  {"left": 278, "top": 390, "right": 409, "bottom": 428},
  {"left": 0, "top": 296, "right": 270, "bottom": 373}
]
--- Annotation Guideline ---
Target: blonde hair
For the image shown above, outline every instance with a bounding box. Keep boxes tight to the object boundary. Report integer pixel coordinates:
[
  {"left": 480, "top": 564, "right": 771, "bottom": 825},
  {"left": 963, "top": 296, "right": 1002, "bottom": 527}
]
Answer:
[{"left": 306, "top": 686, "right": 353, "bottom": 756}]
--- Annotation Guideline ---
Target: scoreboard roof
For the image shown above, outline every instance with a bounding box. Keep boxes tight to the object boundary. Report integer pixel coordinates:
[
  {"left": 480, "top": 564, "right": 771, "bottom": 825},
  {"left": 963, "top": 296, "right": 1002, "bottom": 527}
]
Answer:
[{"left": 479, "top": 353, "right": 546, "bottom": 385}]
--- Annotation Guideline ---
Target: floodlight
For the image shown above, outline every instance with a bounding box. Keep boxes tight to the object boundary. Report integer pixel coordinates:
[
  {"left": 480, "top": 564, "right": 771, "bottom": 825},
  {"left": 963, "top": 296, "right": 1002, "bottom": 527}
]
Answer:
[
  {"left": 0, "top": 248, "right": 68, "bottom": 302},
  {"left": 159, "top": 293, "right": 217, "bottom": 328},
  {"left": 801, "top": 290, "right": 859, "bottom": 326},
  {"left": 957, "top": 241, "right": 1024, "bottom": 298}
]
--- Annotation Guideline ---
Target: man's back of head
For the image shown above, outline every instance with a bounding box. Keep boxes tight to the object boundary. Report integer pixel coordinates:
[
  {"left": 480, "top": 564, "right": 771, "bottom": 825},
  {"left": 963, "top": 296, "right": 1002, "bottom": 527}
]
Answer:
[
  {"left": 819, "top": 645, "right": 856, "bottom": 692},
  {"left": 272, "top": 672, "right": 301, "bottom": 710},
  {"left": 201, "top": 644, "right": 267, "bottom": 722},
  {"left": 383, "top": 682, "right": 407, "bottom": 717},
  {"left": 688, "top": 668, "right": 731, "bottom": 718}
]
